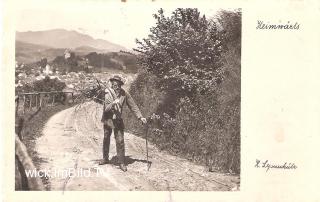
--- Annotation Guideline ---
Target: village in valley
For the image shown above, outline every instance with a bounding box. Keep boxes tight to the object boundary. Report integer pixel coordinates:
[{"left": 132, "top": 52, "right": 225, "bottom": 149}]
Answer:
[{"left": 15, "top": 48, "right": 137, "bottom": 97}]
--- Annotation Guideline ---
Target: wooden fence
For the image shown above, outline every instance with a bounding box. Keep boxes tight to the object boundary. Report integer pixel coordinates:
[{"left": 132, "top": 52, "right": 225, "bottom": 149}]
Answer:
[{"left": 16, "top": 91, "right": 74, "bottom": 115}]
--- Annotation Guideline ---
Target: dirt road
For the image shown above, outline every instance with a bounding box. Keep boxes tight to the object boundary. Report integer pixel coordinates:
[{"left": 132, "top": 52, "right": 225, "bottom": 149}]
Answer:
[{"left": 35, "top": 101, "right": 240, "bottom": 191}]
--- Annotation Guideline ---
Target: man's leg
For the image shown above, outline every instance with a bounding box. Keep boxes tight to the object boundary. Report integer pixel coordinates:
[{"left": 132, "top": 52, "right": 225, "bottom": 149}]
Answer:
[
  {"left": 100, "top": 124, "right": 112, "bottom": 165},
  {"left": 114, "top": 119, "right": 127, "bottom": 171}
]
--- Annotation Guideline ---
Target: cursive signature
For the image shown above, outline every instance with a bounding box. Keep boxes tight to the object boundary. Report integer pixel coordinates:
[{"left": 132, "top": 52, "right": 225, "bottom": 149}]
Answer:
[{"left": 255, "top": 159, "right": 297, "bottom": 172}]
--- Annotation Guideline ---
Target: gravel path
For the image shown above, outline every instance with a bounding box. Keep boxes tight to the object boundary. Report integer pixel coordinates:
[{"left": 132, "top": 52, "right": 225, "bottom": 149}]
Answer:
[{"left": 35, "top": 101, "right": 240, "bottom": 191}]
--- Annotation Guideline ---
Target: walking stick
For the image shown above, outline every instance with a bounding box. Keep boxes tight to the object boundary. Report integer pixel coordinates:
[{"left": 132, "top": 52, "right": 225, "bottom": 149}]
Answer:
[{"left": 145, "top": 119, "right": 151, "bottom": 171}]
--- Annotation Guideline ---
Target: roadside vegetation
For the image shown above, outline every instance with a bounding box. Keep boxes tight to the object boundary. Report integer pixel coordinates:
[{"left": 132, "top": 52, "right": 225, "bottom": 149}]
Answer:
[{"left": 123, "top": 9, "right": 241, "bottom": 174}]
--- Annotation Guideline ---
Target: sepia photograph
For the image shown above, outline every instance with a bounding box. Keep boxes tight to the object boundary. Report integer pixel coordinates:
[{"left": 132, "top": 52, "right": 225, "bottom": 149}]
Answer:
[{"left": 14, "top": 4, "right": 241, "bottom": 191}]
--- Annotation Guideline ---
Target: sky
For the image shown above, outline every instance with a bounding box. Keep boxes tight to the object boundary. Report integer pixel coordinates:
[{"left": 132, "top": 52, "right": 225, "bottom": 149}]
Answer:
[{"left": 15, "top": 2, "right": 230, "bottom": 49}]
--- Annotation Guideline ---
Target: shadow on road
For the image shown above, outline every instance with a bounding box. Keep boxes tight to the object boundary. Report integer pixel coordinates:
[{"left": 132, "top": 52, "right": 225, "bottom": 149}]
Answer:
[{"left": 93, "top": 156, "right": 152, "bottom": 166}]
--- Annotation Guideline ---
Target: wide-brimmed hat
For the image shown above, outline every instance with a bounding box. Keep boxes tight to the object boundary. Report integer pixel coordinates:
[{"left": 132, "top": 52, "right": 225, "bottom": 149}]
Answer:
[{"left": 109, "top": 75, "right": 125, "bottom": 85}]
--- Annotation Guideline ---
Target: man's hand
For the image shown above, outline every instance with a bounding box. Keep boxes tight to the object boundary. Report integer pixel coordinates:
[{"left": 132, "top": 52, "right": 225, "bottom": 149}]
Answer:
[
  {"left": 140, "top": 117, "right": 147, "bottom": 125},
  {"left": 112, "top": 99, "right": 120, "bottom": 106}
]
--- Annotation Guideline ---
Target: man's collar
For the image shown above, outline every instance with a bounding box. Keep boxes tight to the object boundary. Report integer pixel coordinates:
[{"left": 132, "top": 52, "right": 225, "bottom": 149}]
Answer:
[{"left": 114, "top": 88, "right": 124, "bottom": 96}]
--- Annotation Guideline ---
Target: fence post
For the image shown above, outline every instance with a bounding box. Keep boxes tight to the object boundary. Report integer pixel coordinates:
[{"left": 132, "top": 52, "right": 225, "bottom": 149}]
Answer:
[
  {"left": 71, "top": 92, "right": 74, "bottom": 103},
  {"left": 23, "top": 95, "right": 26, "bottom": 114},
  {"left": 43, "top": 94, "right": 46, "bottom": 108},
  {"left": 39, "top": 94, "right": 42, "bottom": 108},
  {"left": 29, "top": 95, "right": 32, "bottom": 110},
  {"left": 52, "top": 94, "right": 55, "bottom": 106},
  {"left": 35, "top": 94, "right": 38, "bottom": 109},
  {"left": 15, "top": 96, "right": 19, "bottom": 117}
]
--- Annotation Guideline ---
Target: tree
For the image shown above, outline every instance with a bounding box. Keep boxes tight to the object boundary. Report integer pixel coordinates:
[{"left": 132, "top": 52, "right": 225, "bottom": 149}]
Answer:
[
  {"left": 216, "top": 9, "right": 241, "bottom": 53},
  {"left": 66, "top": 52, "right": 78, "bottom": 72},
  {"left": 38, "top": 58, "right": 47, "bottom": 73},
  {"left": 134, "top": 8, "right": 225, "bottom": 95},
  {"left": 215, "top": 10, "right": 241, "bottom": 101},
  {"left": 52, "top": 56, "right": 66, "bottom": 66}
]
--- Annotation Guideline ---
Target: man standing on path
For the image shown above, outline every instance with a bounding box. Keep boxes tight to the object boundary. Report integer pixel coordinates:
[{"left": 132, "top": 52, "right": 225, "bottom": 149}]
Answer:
[{"left": 98, "top": 75, "right": 147, "bottom": 172}]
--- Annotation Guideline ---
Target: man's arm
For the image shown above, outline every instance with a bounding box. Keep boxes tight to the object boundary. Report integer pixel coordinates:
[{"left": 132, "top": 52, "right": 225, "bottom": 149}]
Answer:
[{"left": 125, "top": 91, "right": 143, "bottom": 119}]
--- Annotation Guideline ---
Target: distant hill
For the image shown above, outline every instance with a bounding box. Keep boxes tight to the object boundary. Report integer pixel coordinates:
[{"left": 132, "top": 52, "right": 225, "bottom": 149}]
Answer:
[
  {"left": 73, "top": 46, "right": 104, "bottom": 53},
  {"left": 15, "top": 40, "right": 116, "bottom": 64},
  {"left": 16, "top": 29, "right": 127, "bottom": 52},
  {"left": 15, "top": 40, "right": 66, "bottom": 64}
]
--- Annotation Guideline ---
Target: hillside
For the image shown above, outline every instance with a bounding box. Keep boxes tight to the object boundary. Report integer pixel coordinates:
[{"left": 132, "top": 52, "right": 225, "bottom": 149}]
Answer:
[
  {"left": 15, "top": 41, "right": 66, "bottom": 64},
  {"left": 16, "top": 29, "right": 127, "bottom": 52}
]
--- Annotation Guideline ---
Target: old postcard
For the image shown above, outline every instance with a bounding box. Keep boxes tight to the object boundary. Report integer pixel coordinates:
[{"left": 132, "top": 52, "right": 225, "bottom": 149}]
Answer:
[{"left": 1, "top": 0, "right": 320, "bottom": 201}]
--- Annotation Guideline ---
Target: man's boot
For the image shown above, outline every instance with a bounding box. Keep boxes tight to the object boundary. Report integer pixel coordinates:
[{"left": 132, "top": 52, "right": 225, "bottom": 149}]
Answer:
[
  {"left": 119, "top": 164, "right": 127, "bottom": 172},
  {"left": 99, "top": 158, "right": 109, "bottom": 165}
]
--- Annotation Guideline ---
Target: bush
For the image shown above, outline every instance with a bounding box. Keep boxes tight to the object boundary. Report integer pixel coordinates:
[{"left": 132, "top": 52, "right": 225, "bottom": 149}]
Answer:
[
  {"left": 32, "top": 76, "right": 66, "bottom": 92},
  {"left": 123, "top": 69, "right": 166, "bottom": 133},
  {"left": 173, "top": 90, "right": 240, "bottom": 173},
  {"left": 124, "top": 75, "right": 240, "bottom": 173}
]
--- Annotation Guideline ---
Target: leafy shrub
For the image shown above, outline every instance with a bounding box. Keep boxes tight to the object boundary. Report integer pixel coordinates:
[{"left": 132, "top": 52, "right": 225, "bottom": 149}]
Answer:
[
  {"left": 32, "top": 76, "right": 66, "bottom": 92},
  {"left": 134, "top": 8, "right": 225, "bottom": 95},
  {"left": 123, "top": 69, "right": 166, "bottom": 133}
]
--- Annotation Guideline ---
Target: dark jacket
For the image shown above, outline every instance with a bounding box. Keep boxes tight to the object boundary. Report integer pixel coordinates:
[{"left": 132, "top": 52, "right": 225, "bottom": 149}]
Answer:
[{"left": 101, "top": 88, "right": 142, "bottom": 126}]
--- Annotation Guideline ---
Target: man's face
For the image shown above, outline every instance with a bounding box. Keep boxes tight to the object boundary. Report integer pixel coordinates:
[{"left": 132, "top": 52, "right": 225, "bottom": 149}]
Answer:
[{"left": 111, "top": 81, "right": 121, "bottom": 91}]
